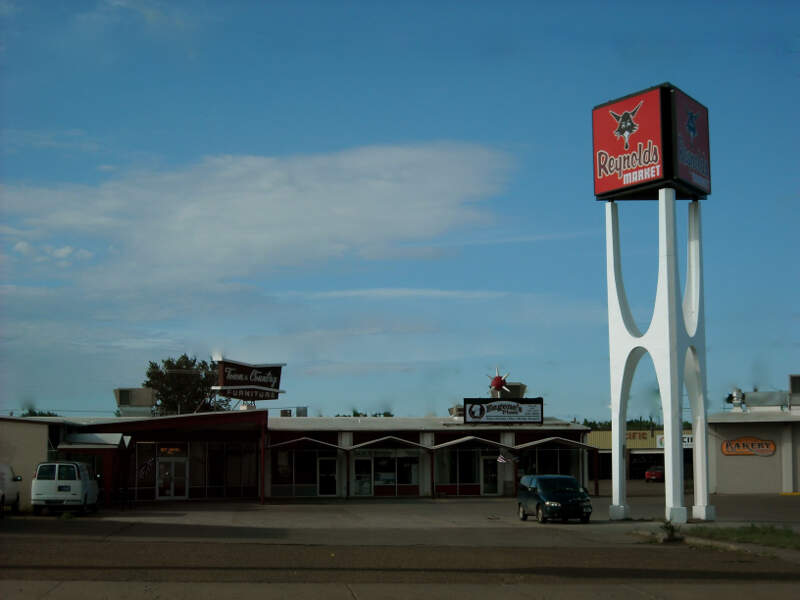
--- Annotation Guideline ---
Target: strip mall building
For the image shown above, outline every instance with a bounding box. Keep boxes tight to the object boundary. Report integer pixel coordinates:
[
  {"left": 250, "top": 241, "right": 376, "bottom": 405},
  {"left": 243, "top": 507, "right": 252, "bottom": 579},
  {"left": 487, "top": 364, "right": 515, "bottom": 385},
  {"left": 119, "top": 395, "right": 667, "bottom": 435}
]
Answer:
[{"left": 1, "top": 409, "right": 595, "bottom": 506}]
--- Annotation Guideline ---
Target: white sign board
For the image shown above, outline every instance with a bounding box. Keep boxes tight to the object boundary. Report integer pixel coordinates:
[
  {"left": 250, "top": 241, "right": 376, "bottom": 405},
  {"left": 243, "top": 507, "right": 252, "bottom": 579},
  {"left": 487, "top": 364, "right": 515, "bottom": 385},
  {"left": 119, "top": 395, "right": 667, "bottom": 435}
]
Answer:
[
  {"left": 463, "top": 398, "right": 543, "bottom": 424},
  {"left": 657, "top": 434, "right": 693, "bottom": 449}
]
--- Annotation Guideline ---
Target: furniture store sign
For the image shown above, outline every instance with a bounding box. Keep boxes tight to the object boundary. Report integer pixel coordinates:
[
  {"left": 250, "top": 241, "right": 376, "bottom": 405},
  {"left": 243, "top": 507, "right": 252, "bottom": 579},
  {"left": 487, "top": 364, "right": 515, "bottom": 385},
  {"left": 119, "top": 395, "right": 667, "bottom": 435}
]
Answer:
[
  {"left": 463, "top": 398, "right": 543, "bottom": 424},
  {"left": 212, "top": 359, "right": 285, "bottom": 401}
]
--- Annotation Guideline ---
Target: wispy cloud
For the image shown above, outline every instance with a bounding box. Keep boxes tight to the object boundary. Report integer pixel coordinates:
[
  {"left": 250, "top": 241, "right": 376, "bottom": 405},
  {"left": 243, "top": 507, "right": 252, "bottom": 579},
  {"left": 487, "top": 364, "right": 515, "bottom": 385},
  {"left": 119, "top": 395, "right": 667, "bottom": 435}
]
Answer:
[
  {"left": 76, "top": 0, "right": 194, "bottom": 30},
  {"left": 2, "top": 129, "right": 102, "bottom": 154},
  {"left": 294, "top": 288, "right": 509, "bottom": 301},
  {"left": 407, "top": 232, "right": 595, "bottom": 248},
  {"left": 3, "top": 142, "right": 511, "bottom": 290}
]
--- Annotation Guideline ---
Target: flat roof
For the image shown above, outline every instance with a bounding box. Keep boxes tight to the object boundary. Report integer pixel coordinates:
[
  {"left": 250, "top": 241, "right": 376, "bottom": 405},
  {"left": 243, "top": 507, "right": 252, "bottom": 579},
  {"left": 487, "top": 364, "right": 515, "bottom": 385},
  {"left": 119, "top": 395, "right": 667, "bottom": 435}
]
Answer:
[
  {"left": 17, "top": 411, "right": 589, "bottom": 434},
  {"left": 268, "top": 416, "right": 588, "bottom": 432},
  {"left": 709, "top": 410, "right": 800, "bottom": 424}
]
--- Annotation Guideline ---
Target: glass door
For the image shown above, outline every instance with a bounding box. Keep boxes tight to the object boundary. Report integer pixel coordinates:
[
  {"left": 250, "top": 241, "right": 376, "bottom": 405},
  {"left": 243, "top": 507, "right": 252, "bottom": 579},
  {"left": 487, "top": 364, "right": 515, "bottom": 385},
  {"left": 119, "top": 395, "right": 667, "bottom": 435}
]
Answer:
[
  {"left": 318, "top": 457, "right": 338, "bottom": 496},
  {"left": 157, "top": 459, "right": 188, "bottom": 499},
  {"left": 353, "top": 458, "right": 373, "bottom": 496},
  {"left": 481, "top": 457, "right": 500, "bottom": 496}
]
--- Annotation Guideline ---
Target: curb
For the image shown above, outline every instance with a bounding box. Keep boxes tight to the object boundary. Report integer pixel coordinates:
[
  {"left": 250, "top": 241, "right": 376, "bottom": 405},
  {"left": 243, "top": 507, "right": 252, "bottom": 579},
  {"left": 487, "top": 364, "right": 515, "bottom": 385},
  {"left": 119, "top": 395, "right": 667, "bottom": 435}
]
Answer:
[{"left": 630, "top": 529, "right": 800, "bottom": 565}]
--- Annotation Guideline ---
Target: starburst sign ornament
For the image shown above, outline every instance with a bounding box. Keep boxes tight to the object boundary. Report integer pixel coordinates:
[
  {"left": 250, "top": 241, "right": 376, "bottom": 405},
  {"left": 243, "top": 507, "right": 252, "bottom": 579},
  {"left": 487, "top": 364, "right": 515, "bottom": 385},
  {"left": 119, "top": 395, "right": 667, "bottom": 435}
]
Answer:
[{"left": 488, "top": 367, "right": 510, "bottom": 394}]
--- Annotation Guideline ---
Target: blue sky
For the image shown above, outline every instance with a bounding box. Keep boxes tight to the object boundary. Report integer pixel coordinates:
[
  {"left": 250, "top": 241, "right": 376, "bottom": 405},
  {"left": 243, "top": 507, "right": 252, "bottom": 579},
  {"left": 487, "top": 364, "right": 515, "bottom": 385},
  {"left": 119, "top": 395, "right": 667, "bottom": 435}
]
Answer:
[{"left": 1, "top": 1, "right": 798, "bottom": 420}]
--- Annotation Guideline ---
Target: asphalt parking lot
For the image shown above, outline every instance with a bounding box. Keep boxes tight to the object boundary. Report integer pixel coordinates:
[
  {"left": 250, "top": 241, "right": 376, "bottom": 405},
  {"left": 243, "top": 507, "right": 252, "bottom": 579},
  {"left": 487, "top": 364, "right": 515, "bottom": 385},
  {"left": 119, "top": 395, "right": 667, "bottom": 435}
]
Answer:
[{"left": 2, "top": 487, "right": 799, "bottom": 599}]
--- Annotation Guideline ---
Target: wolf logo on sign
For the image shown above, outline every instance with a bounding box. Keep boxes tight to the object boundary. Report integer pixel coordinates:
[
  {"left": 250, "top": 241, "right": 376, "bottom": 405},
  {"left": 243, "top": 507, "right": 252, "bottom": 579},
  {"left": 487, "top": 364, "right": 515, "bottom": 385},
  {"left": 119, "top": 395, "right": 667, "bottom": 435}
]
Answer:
[
  {"left": 609, "top": 101, "right": 643, "bottom": 150},
  {"left": 686, "top": 111, "right": 698, "bottom": 141}
]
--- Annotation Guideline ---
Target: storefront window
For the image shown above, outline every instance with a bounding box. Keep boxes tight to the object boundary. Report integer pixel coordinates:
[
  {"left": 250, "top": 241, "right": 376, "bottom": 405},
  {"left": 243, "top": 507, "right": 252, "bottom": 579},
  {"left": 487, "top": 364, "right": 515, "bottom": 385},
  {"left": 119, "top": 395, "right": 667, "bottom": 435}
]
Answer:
[
  {"left": 136, "top": 443, "right": 156, "bottom": 500},
  {"left": 397, "top": 457, "right": 418, "bottom": 485},
  {"left": 374, "top": 457, "right": 396, "bottom": 486},
  {"left": 458, "top": 450, "right": 479, "bottom": 484},
  {"left": 242, "top": 443, "right": 258, "bottom": 497},
  {"left": 207, "top": 442, "right": 225, "bottom": 497},
  {"left": 435, "top": 451, "right": 456, "bottom": 484},
  {"left": 226, "top": 443, "right": 243, "bottom": 496}
]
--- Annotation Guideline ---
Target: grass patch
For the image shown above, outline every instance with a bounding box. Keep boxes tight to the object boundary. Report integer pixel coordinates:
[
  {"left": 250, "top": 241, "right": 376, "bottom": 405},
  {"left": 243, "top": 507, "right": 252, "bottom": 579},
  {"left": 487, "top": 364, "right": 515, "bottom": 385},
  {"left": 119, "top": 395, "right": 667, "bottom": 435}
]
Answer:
[{"left": 687, "top": 524, "right": 800, "bottom": 551}]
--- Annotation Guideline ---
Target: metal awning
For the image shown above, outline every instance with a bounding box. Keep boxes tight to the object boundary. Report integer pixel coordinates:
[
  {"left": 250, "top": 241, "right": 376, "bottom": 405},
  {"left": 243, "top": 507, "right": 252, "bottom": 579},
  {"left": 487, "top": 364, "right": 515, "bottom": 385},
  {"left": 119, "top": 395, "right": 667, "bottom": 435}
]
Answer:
[
  {"left": 57, "top": 432, "right": 128, "bottom": 450},
  {"left": 269, "top": 436, "right": 346, "bottom": 451},
  {"left": 350, "top": 435, "right": 430, "bottom": 450},
  {"left": 514, "top": 436, "right": 598, "bottom": 451},
  {"left": 432, "top": 436, "right": 514, "bottom": 451}
]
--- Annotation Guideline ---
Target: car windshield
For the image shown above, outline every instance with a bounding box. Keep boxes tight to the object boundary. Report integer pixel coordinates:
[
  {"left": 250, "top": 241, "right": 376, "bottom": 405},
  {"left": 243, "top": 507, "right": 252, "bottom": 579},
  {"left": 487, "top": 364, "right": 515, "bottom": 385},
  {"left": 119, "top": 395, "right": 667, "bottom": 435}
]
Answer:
[{"left": 538, "top": 478, "right": 582, "bottom": 493}]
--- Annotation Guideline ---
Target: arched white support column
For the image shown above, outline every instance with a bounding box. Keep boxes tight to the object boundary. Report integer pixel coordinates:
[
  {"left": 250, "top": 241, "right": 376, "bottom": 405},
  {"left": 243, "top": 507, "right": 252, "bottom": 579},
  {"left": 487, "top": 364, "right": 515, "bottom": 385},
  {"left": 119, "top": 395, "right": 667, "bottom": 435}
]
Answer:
[
  {"left": 683, "top": 200, "right": 715, "bottom": 520},
  {"left": 605, "top": 190, "right": 714, "bottom": 523}
]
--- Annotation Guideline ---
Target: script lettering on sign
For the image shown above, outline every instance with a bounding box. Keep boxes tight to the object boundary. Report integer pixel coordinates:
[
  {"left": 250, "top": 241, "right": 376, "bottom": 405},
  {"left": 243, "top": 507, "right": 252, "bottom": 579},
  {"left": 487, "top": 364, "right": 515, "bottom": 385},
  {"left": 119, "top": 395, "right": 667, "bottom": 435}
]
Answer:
[{"left": 721, "top": 437, "right": 776, "bottom": 457}]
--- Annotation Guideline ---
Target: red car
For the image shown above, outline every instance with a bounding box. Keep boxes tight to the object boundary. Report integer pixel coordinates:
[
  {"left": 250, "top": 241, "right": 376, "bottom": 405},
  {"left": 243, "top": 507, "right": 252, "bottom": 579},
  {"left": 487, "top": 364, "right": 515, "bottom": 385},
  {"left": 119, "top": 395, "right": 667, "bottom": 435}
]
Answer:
[{"left": 644, "top": 465, "right": 664, "bottom": 482}]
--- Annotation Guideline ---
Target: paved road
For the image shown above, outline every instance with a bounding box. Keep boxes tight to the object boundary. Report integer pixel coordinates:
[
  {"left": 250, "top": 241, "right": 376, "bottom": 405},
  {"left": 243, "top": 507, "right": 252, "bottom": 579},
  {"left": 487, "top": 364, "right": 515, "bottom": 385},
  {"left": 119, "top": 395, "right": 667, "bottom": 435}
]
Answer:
[{"left": 2, "top": 494, "right": 799, "bottom": 599}]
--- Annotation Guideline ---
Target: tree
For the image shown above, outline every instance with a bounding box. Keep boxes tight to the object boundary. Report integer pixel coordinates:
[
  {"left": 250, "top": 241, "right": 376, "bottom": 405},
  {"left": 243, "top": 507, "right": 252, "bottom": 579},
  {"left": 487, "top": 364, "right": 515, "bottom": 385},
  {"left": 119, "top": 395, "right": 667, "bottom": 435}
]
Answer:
[
  {"left": 21, "top": 408, "right": 59, "bottom": 417},
  {"left": 143, "top": 354, "right": 228, "bottom": 415}
]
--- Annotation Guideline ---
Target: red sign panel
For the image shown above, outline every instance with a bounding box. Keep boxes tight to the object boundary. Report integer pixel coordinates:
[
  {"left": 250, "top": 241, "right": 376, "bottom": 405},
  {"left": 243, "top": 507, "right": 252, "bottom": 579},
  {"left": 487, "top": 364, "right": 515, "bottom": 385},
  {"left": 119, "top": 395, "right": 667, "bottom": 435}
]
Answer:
[
  {"left": 593, "top": 87, "right": 665, "bottom": 197},
  {"left": 673, "top": 88, "right": 711, "bottom": 195},
  {"left": 592, "top": 83, "right": 710, "bottom": 200}
]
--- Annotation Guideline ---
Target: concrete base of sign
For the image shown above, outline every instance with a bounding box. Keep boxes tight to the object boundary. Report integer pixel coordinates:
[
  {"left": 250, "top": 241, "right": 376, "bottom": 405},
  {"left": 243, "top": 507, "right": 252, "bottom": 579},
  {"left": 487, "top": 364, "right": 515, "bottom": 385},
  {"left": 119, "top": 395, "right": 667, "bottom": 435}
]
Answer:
[
  {"left": 692, "top": 504, "right": 716, "bottom": 521},
  {"left": 666, "top": 506, "right": 688, "bottom": 524},
  {"left": 609, "top": 504, "right": 630, "bottom": 520}
]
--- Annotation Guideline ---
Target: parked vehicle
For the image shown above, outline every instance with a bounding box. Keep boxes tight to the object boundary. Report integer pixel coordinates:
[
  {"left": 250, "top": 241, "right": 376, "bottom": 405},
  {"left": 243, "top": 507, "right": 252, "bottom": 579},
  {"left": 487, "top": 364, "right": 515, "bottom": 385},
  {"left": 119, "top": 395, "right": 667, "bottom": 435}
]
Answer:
[
  {"left": 31, "top": 462, "right": 99, "bottom": 515},
  {"left": 644, "top": 465, "right": 665, "bottom": 483},
  {"left": 0, "top": 463, "right": 23, "bottom": 516},
  {"left": 517, "top": 474, "right": 592, "bottom": 523}
]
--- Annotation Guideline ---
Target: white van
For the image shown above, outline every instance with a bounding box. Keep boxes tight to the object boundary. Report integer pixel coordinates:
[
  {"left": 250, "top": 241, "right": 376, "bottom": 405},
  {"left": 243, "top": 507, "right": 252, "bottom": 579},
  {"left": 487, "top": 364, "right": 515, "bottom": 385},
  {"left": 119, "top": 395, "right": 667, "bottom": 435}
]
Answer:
[
  {"left": 0, "top": 463, "right": 23, "bottom": 516},
  {"left": 31, "top": 461, "right": 99, "bottom": 514}
]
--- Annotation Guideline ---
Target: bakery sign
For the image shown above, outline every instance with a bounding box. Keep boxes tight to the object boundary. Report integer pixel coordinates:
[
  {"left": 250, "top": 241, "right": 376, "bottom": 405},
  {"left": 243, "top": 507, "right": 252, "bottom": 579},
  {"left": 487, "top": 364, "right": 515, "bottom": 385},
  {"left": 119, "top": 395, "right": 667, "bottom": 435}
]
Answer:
[
  {"left": 721, "top": 437, "right": 776, "bottom": 457},
  {"left": 212, "top": 359, "right": 286, "bottom": 401},
  {"left": 463, "top": 398, "right": 543, "bottom": 424}
]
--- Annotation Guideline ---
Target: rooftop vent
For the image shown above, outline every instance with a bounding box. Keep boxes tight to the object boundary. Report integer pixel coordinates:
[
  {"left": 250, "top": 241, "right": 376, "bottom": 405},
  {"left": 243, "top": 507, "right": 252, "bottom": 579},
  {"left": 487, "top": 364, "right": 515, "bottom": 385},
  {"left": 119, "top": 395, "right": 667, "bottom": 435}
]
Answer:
[{"left": 114, "top": 388, "right": 155, "bottom": 416}]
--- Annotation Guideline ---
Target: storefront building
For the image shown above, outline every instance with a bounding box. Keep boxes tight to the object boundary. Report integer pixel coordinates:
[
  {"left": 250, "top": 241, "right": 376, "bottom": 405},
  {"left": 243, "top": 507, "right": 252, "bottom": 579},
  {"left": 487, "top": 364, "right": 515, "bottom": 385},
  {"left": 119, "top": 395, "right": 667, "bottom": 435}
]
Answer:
[
  {"left": 708, "top": 390, "right": 799, "bottom": 494},
  {"left": 265, "top": 415, "right": 595, "bottom": 499},
  {"left": 587, "top": 428, "right": 694, "bottom": 480},
  {"left": 40, "top": 410, "right": 596, "bottom": 502}
]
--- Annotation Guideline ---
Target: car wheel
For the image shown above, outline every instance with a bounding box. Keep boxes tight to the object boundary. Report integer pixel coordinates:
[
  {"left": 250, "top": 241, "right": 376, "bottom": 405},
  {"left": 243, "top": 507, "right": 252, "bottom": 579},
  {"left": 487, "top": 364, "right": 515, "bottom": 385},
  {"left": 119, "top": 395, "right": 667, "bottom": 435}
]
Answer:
[
  {"left": 536, "top": 505, "right": 547, "bottom": 523},
  {"left": 581, "top": 514, "right": 590, "bottom": 523},
  {"left": 12, "top": 494, "right": 20, "bottom": 514},
  {"left": 518, "top": 503, "right": 528, "bottom": 521},
  {"left": 33, "top": 505, "right": 42, "bottom": 516},
  {"left": 81, "top": 496, "right": 88, "bottom": 515}
]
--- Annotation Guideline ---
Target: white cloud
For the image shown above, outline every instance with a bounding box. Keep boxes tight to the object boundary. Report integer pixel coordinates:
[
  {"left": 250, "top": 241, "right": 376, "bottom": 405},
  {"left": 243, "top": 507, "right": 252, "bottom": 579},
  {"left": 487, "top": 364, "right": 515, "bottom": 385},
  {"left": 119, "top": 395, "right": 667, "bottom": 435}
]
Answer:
[
  {"left": 295, "top": 288, "right": 509, "bottom": 301},
  {"left": 52, "top": 246, "right": 74, "bottom": 259},
  {"left": 1, "top": 129, "right": 101, "bottom": 154},
  {"left": 12, "top": 240, "right": 32, "bottom": 255},
  {"left": 2, "top": 143, "right": 511, "bottom": 292}
]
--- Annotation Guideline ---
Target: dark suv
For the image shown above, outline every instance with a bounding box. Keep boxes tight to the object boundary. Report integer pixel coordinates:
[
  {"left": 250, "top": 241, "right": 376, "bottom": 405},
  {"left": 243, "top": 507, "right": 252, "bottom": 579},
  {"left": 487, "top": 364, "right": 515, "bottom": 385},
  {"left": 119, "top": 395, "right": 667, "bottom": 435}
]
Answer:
[{"left": 517, "top": 474, "right": 592, "bottom": 523}]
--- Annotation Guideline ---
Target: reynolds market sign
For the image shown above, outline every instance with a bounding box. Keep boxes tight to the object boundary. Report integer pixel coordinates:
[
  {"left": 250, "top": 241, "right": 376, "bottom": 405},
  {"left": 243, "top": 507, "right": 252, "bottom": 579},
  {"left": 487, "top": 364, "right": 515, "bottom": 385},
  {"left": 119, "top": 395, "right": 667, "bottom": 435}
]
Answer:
[
  {"left": 212, "top": 359, "right": 285, "bottom": 401},
  {"left": 463, "top": 398, "right": 543, "bottom": 424},
  {"left": 592, "top": 82, "right": 710, "bottom": 201}
]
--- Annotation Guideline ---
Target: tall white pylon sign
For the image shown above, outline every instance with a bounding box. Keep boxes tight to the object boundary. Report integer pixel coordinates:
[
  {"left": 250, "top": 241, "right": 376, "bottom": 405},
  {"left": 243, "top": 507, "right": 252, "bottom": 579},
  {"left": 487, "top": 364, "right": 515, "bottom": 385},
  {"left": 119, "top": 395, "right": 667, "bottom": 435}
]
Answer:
[
  {"left": 592, "top": 83, "right": 714, "bottom": 523},
  {"left": 606, "top": 192, "right": 714, "bottom": 522}
]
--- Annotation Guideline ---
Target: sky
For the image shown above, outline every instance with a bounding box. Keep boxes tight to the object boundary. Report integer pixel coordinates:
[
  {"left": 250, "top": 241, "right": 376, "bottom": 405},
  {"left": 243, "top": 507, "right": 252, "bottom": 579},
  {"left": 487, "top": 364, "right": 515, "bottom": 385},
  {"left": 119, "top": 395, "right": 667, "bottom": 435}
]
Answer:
[{"left": 1, "top": 0, "right": 798, "bottom": 421}]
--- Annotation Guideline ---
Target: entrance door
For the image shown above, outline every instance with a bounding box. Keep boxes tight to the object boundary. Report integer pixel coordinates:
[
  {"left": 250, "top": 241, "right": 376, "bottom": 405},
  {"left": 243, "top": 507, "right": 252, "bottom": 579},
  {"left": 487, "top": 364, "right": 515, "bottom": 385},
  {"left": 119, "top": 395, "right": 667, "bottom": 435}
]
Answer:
[
  {"left": 157, "top": 459, "right": 187, "bottom": 499},
  {"left": 353, "top": 458, "right": 373, "bottom": 496},
  {"left": 481, "top": 457, "right": 500, "bottom": 496},
  {"left": 318, "top": 457, "right": 338, "bottom": 496}
]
